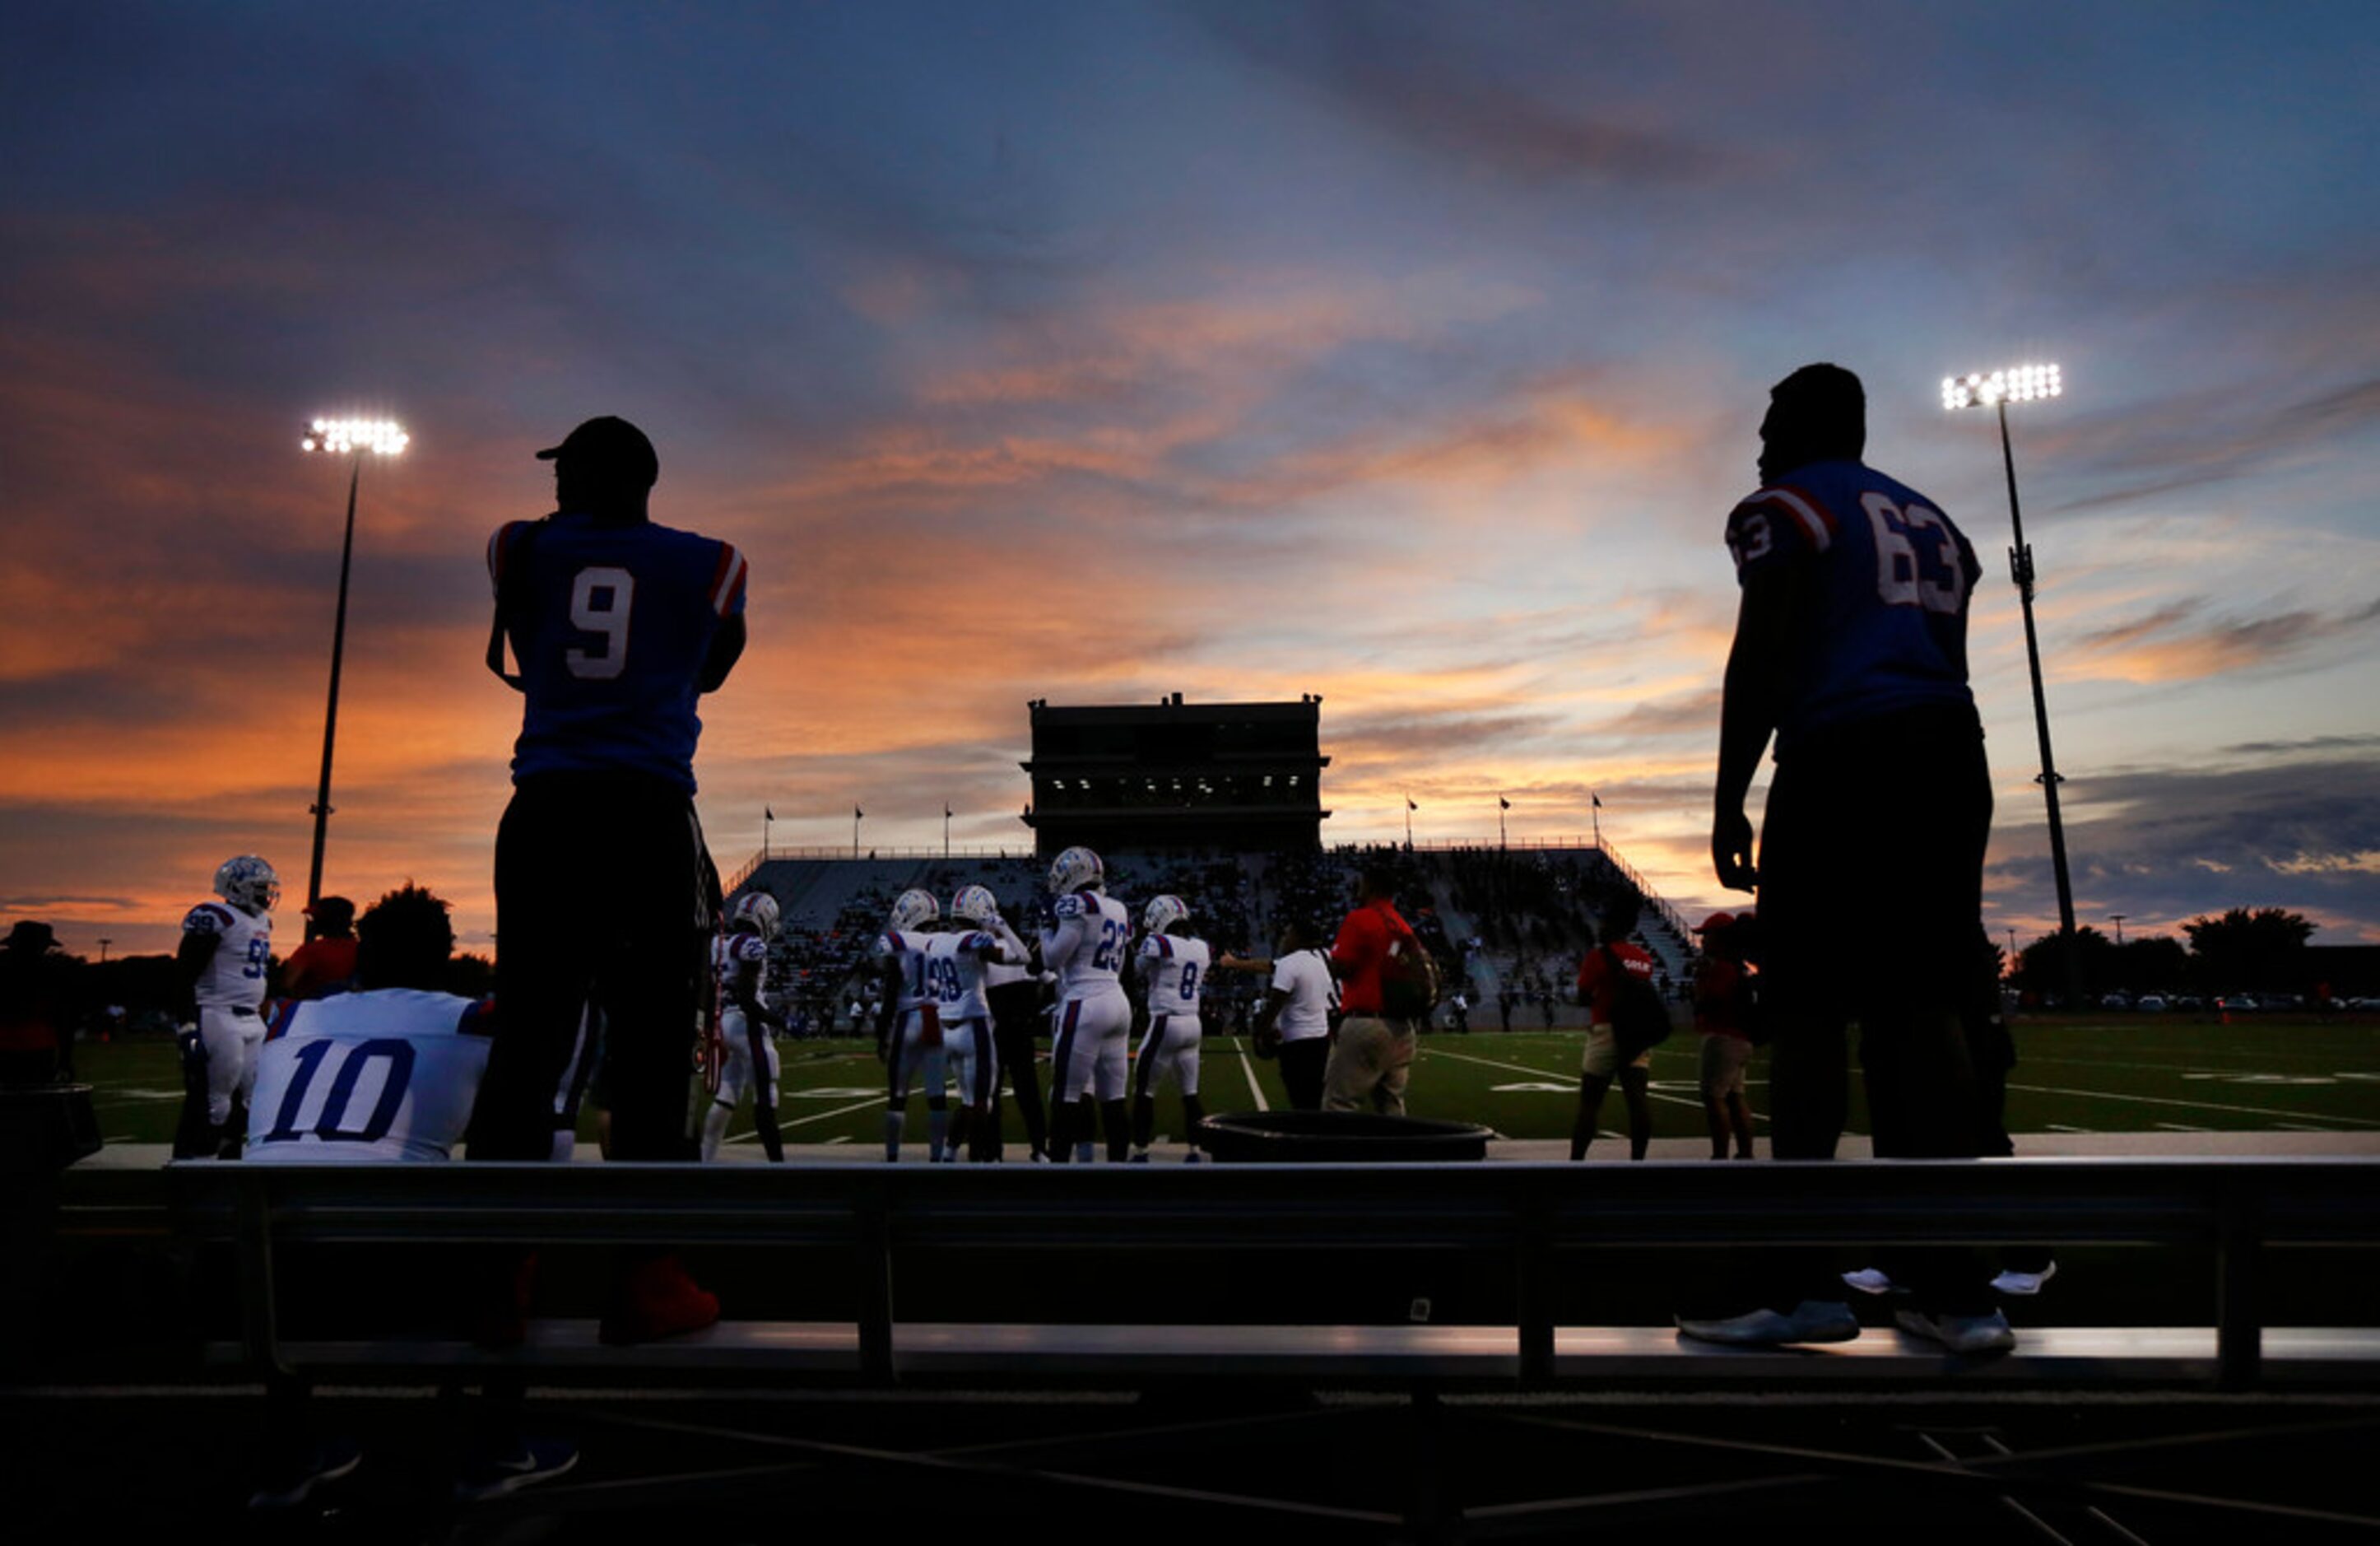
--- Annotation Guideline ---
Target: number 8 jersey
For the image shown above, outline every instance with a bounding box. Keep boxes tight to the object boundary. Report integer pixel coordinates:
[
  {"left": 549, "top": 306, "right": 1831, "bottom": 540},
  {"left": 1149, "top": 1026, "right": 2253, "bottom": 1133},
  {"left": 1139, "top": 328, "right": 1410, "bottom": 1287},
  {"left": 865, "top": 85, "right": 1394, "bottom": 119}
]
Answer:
[
  {"left": 489, "top": 511, "right": 748, "bottom": 794},
  {"left": 249, "top": 990, "right": 496, "bottom": 1162},
  {"left": 1724, "top": 459, "right": 1981, "bottom": 757}
]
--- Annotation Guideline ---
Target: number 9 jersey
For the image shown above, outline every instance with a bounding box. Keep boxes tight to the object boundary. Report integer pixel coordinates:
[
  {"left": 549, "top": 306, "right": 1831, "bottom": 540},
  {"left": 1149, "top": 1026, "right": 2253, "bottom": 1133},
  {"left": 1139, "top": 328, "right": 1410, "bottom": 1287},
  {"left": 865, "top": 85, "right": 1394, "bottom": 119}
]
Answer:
[
  {"left": 249, "top": 990, "right": 496, "bottom": 1163},
  {"left": 488, "top": 512, "right": 748, "bottom": 794},
  {"left": 1723, "top": 459, "right": 1981, "bottom": 757}
]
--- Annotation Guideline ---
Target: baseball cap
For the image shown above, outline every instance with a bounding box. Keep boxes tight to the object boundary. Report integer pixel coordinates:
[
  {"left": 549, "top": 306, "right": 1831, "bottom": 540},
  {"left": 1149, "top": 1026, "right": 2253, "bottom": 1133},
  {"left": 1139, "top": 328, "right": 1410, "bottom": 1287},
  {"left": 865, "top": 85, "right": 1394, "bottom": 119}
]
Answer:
[
  {"left": 535, "top": 416, "right": 659, "bottom": 490},
  {"left": 1694, "top": 911, "right": 1736, "bottom": 934}
]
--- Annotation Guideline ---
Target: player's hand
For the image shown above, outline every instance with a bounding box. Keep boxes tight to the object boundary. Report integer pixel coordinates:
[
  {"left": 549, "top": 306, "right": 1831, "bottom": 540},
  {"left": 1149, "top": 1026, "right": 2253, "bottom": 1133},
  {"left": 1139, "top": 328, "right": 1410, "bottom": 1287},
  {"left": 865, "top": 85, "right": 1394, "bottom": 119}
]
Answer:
[{"left": 1712, "top": 809, "right": 1758, "bottom": 892}]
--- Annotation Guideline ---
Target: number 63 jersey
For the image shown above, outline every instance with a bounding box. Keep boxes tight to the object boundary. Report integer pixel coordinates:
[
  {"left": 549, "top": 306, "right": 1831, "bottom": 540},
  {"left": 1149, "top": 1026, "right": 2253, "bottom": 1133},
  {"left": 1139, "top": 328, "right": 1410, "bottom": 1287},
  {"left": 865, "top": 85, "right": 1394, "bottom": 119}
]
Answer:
[
  {"left": 1723, "top": 459, "right": 1982, "bottom": 757},
  {"left": 249, "top": 990, "right": 496, "bottom": 1162}
]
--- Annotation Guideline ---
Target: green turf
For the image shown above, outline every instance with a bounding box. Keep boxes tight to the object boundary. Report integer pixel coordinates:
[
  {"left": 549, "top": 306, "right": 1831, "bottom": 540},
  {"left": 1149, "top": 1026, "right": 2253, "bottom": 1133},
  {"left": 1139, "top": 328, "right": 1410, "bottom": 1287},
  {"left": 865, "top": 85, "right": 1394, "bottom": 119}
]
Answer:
[{"left": 77, "top": 1014, "right": 2380, "bottom": 1150}]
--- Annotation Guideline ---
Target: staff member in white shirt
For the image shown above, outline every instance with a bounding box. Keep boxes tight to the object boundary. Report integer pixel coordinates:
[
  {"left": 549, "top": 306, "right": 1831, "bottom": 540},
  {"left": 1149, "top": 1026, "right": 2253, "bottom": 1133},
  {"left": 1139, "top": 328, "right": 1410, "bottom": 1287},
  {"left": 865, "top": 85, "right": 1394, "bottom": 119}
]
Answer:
[{"left": 1219, "top": 918, "right": 1339, "bottom": 1111}]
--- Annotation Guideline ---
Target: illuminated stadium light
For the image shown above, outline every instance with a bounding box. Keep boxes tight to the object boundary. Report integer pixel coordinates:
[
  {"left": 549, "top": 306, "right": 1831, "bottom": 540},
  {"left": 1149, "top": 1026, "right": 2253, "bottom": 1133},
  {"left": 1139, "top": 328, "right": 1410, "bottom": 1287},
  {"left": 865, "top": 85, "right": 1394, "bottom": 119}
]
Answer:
[
  {"left": 297, "top": 413, "right": 409, "bottom": 910},
  {"left": 1939, "top": 361, "right": 2080, "bottom": 997},
  {"left": 1942, "top": 363, "right": 2062, "bottom": 412},
  {"left": 300, "top": 417, "right": 410, "bottom": 456}
]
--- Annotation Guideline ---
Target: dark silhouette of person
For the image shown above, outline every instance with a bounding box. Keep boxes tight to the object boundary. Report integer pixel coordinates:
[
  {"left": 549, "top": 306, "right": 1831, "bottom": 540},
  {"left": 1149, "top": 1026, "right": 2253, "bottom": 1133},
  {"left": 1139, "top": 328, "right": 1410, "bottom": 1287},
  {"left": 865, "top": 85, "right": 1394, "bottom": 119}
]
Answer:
[
  {"left": 475, "top": 416, "right": 746, "bottom": 1343},
  {"left": 1682, "top": 364, "right": 2006, "bottom": 1353}
]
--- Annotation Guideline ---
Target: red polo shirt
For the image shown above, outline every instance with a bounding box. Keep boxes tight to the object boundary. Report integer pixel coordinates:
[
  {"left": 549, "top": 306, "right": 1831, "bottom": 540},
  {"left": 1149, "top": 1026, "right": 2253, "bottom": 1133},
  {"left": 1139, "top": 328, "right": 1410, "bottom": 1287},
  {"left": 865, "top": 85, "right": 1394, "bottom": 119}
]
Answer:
[{"left": 1331, "top": 897, "right": 1416, "bottom": 1016}]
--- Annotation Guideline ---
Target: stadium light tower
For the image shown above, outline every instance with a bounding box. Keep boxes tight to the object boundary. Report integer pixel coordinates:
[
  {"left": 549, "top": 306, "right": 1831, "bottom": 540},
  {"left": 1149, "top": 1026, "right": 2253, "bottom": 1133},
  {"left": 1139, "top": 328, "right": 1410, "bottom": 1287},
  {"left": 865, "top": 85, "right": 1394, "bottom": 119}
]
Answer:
[
  {"left": 1943, "top": 365, "right": 2080, "bottom": 999},
  {"left": 298, "top": 417, "right": 409, "bottom": 910}
]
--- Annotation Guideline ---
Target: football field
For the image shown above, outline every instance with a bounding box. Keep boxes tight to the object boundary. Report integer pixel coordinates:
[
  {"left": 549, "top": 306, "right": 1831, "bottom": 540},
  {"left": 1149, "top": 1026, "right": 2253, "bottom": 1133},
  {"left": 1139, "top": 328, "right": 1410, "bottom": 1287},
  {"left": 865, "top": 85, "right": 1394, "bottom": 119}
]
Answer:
[{"left": 73, "top": 1014, "right": 2380, "bottom": 1151}]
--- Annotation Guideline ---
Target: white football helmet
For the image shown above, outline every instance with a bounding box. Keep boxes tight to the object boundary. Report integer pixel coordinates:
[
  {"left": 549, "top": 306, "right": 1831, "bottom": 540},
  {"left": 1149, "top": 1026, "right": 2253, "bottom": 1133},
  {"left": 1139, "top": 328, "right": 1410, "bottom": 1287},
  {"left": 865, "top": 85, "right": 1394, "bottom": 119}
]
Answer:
[
  {"left": 731, "top": 891, "right": 781, "bottom": 940},
  {"left": 1143, "top": 894, "right": 1189, "bottom": 936},
  {"left": 951, "top": 885, "right": 1002, "bottom": 927},
  {"left": 1048, "top": 845, "right": 1104, "bottom": 896},
  {"left": 214, "top": 855, "right": 280, "bottom": 915},
  {"left": 888, "top": 888, "right": 940, "bottom": 932}
]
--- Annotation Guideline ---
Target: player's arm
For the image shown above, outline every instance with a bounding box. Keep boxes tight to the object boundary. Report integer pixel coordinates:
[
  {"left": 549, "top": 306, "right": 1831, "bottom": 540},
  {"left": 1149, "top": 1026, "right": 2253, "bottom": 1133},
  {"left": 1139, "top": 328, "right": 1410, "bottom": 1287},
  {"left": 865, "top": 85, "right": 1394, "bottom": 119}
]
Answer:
[
  {"left": 871, "top": 948, "right": 901, "bottom": 1059},
  {"left": 1713, "top": 542, "right": 1818, "bottom": 892},
  {"left": 1040, "top": 901, "right": 1087, "bottom": 975},
  {"left": 176, "top": 918, "right": 222, "bottom": 1019},
  {"left": 728, "top": 951, "right": 780, "bottom": 1031},
  {"left": 699, "top": 613, "right": 746, "bottom": 693}
]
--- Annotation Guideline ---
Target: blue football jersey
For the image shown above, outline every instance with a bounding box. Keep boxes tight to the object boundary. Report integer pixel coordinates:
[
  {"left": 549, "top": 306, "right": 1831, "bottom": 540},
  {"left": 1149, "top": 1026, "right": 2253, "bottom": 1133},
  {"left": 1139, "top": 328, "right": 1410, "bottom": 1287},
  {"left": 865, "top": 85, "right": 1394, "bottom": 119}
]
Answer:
[
  {"left": 1724, "top": 459, "right": 1980, "bottom": 754},
  {"left": 490, "top": 512, "right": 747, "bottom": 790}
]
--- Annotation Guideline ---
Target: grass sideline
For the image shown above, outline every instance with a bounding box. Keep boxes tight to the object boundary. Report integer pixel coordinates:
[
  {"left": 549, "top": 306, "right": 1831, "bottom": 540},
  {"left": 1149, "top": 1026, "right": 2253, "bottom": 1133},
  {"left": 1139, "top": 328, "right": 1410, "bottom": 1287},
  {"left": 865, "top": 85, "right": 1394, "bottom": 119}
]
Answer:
[{"left": 69, "top": 1013, "right": 2380, "bottom": 1150}]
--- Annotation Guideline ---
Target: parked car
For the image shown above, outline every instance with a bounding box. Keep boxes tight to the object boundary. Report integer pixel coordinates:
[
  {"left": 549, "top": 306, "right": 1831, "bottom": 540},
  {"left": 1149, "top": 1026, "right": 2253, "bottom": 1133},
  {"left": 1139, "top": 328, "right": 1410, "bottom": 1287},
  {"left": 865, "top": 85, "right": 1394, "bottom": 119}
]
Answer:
[
  {"left": 2135, "top": 994, "right": 2168, "bottom": 1013},
  {"left": 2100, "top": 992, "right": 2134, "bottom": 1010}
]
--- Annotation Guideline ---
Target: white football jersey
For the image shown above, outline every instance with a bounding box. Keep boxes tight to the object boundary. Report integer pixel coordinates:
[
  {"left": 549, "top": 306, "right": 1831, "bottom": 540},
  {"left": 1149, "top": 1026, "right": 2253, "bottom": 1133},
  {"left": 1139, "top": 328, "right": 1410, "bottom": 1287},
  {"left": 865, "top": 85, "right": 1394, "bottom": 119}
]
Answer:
[
  {"left": 713, "top": 929, "right": 770, "bottom": 1028},
  {"left": 926, "top": 927, "right": 1020, "bottom": 1024},
  {"left": 875, "top": 929, "right": 941, "bottom": 1014},
  {"left": 247, "top": 990, "right": 493, "bottom": 1163},
  {"left": 184, "top": 901, "right": 272, "bottom": 1012},
  {"left": 1042, "top": 889, "right": 1132, "bottom": 1003},
  {"left": 1137, "top": 932, "right": 1211, "bottom": 1017}
]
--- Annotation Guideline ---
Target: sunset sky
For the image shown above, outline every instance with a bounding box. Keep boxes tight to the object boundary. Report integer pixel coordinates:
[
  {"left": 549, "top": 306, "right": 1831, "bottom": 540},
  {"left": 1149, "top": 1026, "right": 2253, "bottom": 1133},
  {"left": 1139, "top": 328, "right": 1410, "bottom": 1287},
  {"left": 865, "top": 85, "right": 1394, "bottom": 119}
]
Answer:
[{"left": 5, "top": 2, "right": 2377, "bottom": 959}]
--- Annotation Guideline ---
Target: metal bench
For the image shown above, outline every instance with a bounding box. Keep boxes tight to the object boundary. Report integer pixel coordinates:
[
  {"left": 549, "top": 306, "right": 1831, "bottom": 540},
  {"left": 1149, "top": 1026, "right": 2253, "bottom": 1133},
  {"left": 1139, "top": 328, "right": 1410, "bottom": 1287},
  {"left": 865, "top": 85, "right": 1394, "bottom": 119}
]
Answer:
[{"left": 149, "top": 1156, "right": 2380, "bottom": 1392}]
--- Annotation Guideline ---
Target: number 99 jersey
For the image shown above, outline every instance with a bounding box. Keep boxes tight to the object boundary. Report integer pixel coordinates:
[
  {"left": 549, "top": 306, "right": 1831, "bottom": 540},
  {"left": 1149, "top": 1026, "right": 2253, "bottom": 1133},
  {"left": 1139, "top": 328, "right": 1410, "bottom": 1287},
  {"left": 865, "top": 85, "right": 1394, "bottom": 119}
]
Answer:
[{"left": 248, "top": 990, "right": 495, "bottom": 1163}]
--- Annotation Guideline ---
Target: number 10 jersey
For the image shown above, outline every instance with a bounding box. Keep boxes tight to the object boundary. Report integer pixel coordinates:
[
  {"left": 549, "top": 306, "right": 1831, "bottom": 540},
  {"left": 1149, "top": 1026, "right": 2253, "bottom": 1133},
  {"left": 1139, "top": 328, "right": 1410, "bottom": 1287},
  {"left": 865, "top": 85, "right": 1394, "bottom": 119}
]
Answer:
[{"left": 249, "top": 990, "right": 496, "bottom": 1162}]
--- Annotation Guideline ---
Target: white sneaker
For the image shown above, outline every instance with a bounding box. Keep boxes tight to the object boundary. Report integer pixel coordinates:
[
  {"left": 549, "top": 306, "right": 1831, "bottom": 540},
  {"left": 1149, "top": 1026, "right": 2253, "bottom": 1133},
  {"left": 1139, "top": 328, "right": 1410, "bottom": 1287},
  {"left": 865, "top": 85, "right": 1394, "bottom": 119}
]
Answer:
[
  {"left": 1676, "top": 1300, "right": 1860, "bottom": 1346},
  {"left": 1894, "top": 1306, "right": 2016, "bottom": 1354},
  {"left": 1991, "top": 1260, "right": 2058, "bottom": 1296},
  {"left": 1840, "top": 1267, "right": 1902, "bottom": 1297}
]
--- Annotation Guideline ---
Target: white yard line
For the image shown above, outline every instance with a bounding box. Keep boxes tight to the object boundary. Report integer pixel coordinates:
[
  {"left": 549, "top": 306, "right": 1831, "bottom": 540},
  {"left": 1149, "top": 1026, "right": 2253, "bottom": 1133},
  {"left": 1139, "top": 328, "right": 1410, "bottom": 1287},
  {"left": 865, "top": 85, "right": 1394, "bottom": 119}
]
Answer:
[
  {"left": 779, "top": 1095, "right": 890, "bottom": 1129},
  {"left": 2153, "top": 1122, "right": 2213, "bottom": 1133},
  {"left": 1239, "top": 1044, "right": 1271, "bottom": 1112},
  {"left": 2002, "top": 1080, "right": 2380, "bottom": 1128},
  {"left": 2044, "top": 1124, "right": 2096, "bottom": 1134},
  {"left": 1419, "top": 1044, "right": 1722, "bottom": 1118}
]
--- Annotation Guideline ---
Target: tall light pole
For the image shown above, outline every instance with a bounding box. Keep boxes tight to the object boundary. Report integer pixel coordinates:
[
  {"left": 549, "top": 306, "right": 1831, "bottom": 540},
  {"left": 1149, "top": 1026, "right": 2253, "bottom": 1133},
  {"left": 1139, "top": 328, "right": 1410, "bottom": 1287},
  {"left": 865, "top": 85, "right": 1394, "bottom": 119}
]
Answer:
[
  {"left": 1945, "top": 364, "right": 2080, "bottom": 1002},
  {"left": 298, "top": 417, "right": 408, "bottom": 910}
]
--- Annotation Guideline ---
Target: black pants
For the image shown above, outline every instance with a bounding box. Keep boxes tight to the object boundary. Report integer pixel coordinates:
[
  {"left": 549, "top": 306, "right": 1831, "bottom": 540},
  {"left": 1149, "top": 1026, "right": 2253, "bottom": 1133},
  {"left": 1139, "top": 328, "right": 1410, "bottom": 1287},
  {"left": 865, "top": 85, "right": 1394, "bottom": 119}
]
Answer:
[
  {"left": 476, "top": 772, "right": 710, "bottom": 1162},
  {"left": 988, "top": 984, "right": 1046, "bottom": 1154},
  {"left": 1752, "top": 704, "right": 1997, "bottom": 1314},
  {"left": 1278, "top": 1036, "right": 1327, "bottom": 1112}
]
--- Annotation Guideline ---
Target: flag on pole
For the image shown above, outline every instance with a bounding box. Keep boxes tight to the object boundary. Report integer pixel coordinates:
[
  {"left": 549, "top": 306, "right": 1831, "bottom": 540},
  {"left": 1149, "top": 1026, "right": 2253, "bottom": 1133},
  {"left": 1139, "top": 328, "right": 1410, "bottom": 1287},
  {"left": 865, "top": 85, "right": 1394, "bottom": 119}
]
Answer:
[
  {"left": 1407, "top": 798, "right": 1418, "bottom": 812},
  {"left": 1592, "top": 793, "right": 1602, "bottom": 808},
  {"left": 765, "top": 806, "right": 774, "bottom": 821},
  {"left": 1499, "top": 796, "right": 1511, "bottom": 810},
  {"left": 945, "top": 803, "right": 954, "bottom": 819},
  {"left": 854, "top": 805, "right": 864, "bottom": 820}
]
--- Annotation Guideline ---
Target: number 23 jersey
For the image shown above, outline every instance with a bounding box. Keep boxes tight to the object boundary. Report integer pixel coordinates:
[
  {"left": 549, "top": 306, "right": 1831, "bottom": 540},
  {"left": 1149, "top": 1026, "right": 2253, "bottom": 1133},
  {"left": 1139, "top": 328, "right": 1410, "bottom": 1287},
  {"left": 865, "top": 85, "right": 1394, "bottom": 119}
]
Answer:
[
  {"left": 1724, "top": 459, "right": 1981, "bottom": 756},
  {"left": 1043, "top": 890, "right": 1132, "bottom": 1004},
  {"left": 489, "top": 510, "right": 749, "bottom": 794},
  {"left": 249, "top": 990, "right": 495, "bottom": 1162}
]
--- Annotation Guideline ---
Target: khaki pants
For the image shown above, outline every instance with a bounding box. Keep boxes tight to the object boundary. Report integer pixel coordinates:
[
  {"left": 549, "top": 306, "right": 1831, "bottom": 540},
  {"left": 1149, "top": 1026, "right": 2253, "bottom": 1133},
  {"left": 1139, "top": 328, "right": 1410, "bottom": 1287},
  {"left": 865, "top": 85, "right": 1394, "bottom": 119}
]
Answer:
[{"left": 1322, "top": 1015, "right": 1415, "bottom": 1115}]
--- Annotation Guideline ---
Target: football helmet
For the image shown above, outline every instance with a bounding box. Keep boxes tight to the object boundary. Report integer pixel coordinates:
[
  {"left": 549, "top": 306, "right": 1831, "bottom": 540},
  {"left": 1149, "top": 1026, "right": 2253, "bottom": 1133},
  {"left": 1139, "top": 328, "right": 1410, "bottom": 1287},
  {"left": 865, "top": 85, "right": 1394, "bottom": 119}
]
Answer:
[
  {"left": 731, "top": 891, "right": 781, "bottom": 941},
  {"left": 888, "top": 888, "right": 940, "bottom": 932},
  {"left": 1143, "top": 894, "right": 1189, "bottom": 936},
  {"left": 951, "top": 885, "right": 1002, "bottom": 927},
  {"left": 214, "top": 855, "right": 280, "bottom": 915},
  {"left": 1048, "top": 845, "right": 1104, "bottom": 896}
]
